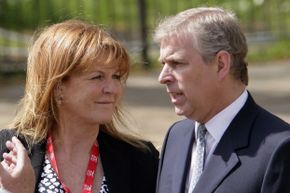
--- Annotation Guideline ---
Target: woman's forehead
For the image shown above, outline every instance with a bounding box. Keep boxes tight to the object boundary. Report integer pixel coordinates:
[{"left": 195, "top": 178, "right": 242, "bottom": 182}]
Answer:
[{"left": 77, "top": 58, "right": 127, "bottom": 74}]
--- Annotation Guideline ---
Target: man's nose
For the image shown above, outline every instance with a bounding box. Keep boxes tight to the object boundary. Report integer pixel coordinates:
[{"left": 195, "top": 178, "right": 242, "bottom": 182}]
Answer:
[{"left": 158, "top": 64, "right": 173, "bottom": 84}]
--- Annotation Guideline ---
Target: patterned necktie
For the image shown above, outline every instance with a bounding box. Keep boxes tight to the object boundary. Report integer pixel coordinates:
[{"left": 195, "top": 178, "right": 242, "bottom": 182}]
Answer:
[{"left": 188, "top": 124, "right": 207, "bottom": 193}]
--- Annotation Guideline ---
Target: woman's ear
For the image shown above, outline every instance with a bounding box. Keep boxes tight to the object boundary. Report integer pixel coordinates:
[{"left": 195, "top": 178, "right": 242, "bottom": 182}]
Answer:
[
  {"left": 215, "top": 50, "right": 231, "bottom": 80},
  {"left": 54, "top": 81, "right": 64, "bottom": 105}
]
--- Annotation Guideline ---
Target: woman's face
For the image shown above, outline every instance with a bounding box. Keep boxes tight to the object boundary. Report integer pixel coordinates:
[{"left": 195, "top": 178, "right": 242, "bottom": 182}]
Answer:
[{"left": 57, "top": 63, "right": 123, "bottom": 127}]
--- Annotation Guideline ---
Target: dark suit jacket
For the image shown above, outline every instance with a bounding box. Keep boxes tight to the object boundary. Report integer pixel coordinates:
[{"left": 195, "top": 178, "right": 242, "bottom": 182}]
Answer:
[
  {"left": 157, "top": 94, "right": 290, "bottom": 193},
  {"left": 0, "top": 130, "right": 159, "bottom": 193}
]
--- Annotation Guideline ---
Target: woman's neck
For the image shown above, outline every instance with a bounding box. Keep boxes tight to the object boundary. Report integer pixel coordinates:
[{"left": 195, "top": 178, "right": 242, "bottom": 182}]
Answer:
[{"left": 51, "top": 123, "right": 100, "bottom": 157}]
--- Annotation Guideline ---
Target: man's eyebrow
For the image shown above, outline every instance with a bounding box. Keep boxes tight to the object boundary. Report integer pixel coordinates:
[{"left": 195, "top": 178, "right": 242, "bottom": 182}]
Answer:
[
  {"left": 159, "top": 50, "right": 185, "bottom": 63},
  {"left": 165, "top": 54, "right": 184, "bottom": 62}
]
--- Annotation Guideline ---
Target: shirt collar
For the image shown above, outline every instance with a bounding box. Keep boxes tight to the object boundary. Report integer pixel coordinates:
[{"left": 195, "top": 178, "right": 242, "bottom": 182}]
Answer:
[{"left": 195, "top": 89, "right": 248, "bottom": 142}]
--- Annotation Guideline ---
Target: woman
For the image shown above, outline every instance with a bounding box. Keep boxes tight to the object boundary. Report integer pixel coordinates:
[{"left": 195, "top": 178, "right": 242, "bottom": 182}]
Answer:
[{"left": 0, "top": 20, "right": 159, "bottom": 193}]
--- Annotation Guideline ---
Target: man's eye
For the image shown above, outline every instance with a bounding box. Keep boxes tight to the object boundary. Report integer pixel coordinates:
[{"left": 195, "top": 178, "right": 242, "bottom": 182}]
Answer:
[
  {"left": 172, "top": 61, "right": 182, "bottom": 65},
  {"left": 168, "top": 62, "right": 180, "bottom": 68}
]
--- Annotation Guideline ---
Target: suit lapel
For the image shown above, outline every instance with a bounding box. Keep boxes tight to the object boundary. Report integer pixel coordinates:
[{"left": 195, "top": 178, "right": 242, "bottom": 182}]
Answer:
[
  {"left": 193, "top": 132, "right": 239, "bottom": 193},
  {"left": 194, "top": 94, "right": 260, "bottom": 193}
]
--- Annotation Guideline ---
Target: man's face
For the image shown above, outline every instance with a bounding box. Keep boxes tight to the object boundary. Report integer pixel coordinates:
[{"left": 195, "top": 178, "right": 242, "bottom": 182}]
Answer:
[{"left": 158, "top": 36, "right": 220, "bottom": 122}]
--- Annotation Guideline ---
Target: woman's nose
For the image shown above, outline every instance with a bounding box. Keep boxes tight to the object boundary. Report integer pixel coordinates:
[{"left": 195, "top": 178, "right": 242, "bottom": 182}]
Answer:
[{"left": 103, "top": 80, "right": 120, "bottom": 94}]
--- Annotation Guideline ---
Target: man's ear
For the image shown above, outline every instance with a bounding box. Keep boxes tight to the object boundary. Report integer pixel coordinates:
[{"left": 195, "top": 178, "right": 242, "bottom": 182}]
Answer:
[{"left": 215, "top": 50, "right": 231, "bottom": 80}]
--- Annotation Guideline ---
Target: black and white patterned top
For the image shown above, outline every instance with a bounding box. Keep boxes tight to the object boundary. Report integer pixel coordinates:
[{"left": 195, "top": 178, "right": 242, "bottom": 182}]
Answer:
[{"left": 37, "top": 155, "right": 109, "bottom": 193}]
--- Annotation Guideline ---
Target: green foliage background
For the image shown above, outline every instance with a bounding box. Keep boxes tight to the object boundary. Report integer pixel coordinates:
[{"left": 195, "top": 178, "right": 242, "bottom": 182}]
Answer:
[{"left": 0, "top": 0, "right": 290, "bottom": 66}]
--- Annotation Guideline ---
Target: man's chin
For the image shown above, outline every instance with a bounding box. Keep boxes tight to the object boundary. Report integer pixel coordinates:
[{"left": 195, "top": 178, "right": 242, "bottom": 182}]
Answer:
[{"left": 174, "top": 107, "right": 185, "bottom": 116}]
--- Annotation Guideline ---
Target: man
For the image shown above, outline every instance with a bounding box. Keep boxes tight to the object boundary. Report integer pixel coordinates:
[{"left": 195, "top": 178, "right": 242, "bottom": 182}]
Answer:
[{"left": 154, "top": 7, "right": 290, "bottom": 193}]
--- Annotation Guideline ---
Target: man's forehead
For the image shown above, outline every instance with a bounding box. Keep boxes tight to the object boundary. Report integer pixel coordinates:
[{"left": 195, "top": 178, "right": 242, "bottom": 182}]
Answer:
[
  {"left": 160, "top": 47, "right": 185, "bottom": 60},
  {"left": 159, "top": 39, "right": 189, "bottom": 62}
]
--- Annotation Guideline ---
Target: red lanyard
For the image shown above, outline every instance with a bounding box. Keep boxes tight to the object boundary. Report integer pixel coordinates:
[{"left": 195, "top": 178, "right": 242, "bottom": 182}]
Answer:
[{"left": 47, "top": 136, "right": 99, "bottom": 193}]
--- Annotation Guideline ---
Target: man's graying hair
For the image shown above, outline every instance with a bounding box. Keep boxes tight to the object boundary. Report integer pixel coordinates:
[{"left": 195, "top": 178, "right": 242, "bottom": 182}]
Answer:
[{"left": 154, "top": 7, "right": 248, "bottom": 85}]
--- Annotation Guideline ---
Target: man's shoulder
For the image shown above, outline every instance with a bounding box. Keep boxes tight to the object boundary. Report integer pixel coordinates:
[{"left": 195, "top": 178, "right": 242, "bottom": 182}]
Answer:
[
  {"left": 254, "top": 107, "right": 290, "bottom": 141},
  {"left": 258, "top": 106, "right": 289, "bottom": 126},
  {"left": 170, "top": 118, "right": 195, "bottom": 129},
  {"left": 166, "top": 118, "right": 195, "bottom": 137},
  {"left": 239, "top": 93, "right": 290, "bottom": 133}
]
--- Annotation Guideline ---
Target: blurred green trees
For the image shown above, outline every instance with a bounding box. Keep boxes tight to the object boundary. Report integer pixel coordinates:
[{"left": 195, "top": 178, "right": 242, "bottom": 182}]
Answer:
[
  {"left": 0, "top": 0, "right": 290, "bottom": 67},
  {"left": 1, "top": 0, "right": 289, "bottom": 35}
]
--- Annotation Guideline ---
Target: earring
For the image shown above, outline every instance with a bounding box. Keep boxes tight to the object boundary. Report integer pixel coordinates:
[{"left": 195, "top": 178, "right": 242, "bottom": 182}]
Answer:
[{"left": 56, "top": 95, "right": 63, "bottom": 105}]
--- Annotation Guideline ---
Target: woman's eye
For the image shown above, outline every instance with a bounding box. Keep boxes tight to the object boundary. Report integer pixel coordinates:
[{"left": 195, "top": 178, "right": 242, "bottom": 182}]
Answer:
[
  {"left": 112, "top": 74, "right": 121, "bottom": 80},
  {"left": 91, "top": 75, "right": 103, "bottom": 80}
]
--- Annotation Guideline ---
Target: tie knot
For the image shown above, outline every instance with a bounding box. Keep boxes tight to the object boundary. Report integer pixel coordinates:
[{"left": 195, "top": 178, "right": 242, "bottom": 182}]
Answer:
[{"left": 197, "top": 124, "right": 207, "bottom": 141}]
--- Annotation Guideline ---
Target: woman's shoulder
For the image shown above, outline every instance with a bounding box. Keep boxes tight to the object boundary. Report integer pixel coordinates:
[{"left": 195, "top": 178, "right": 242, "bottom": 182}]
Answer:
[
  {"left": 0, "top": 128, "right": 16, "bottom": 142},
  {"left": 0, "top": 128, "right": 17, "bottom": 158},
  {"left": 0, "top": 128, "right": 41, "bottom": 154},
  {"left": 99, "top": 131, "right": 159, "bottom": 159},
  {"left": 99, "top": 132, "right": 159, "bottom": 192},
  {"left": 128, "top": 139, "right": 159, "bottom": 160}
]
